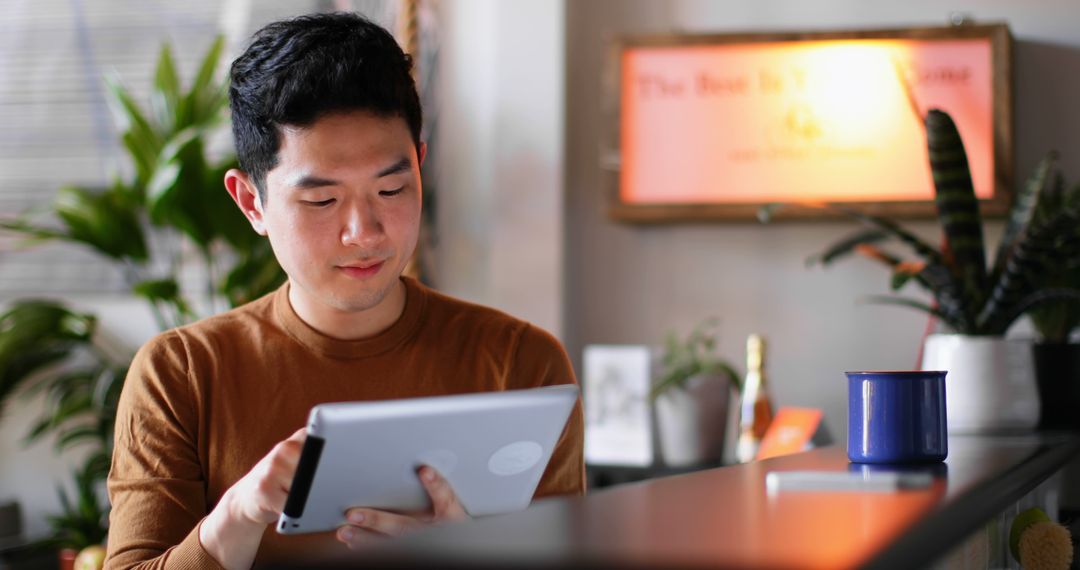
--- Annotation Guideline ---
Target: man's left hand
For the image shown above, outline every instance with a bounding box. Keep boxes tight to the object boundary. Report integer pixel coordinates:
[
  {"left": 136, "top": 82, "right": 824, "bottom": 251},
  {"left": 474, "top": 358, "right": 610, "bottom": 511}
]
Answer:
[{"left": 336, "top": 465, "right": 468, "bottom": 548}]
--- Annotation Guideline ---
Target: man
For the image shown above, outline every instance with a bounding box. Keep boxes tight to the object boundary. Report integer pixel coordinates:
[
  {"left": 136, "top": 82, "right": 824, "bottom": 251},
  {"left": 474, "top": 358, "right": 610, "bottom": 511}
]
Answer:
[{"left": 105, "top": 12, "right": 584, "bottom": 570}]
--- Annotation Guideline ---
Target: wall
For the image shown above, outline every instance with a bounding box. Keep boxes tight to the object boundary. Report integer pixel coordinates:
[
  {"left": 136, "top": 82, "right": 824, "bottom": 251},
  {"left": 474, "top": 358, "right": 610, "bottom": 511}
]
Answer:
[
  {"left": 563, "top": 0, "right": 1080, "bottom": 440},
  {"left": 434, "top": 0, "right": 565, "bottom": 336}
]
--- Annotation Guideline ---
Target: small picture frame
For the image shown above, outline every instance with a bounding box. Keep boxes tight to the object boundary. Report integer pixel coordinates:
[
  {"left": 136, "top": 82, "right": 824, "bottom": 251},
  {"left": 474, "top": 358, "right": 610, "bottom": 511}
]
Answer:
[{"left": 582, "top": 345, "right": 654, "bottom": 466}]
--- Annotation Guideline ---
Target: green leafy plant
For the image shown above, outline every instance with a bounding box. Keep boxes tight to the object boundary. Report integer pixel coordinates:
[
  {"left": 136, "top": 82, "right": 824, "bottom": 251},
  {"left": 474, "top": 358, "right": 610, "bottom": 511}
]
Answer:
[
  {"left": 0, "top": 37, "right": 284, "bottom": 549},
  {"left": 1025, "top": 176, "right": 1080, "bottom": 343},
  {"left": 764, "top": 109, "right": 1080, "bottom": 336},
  {"left": 650, "top": 318, "right": 741, "bottom": 400}
]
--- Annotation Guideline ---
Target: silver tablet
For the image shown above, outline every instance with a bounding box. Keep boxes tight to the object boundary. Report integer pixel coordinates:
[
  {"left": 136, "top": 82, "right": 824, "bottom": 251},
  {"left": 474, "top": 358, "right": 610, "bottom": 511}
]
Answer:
[{"left": 276, "top": 384, "right": 579, "bottom": 535}]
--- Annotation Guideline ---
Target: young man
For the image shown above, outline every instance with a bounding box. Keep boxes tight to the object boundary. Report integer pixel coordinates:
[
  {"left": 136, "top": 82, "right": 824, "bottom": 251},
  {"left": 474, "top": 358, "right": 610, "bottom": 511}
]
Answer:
[{"left": 105, "top": 13, "right": 584, "bottom": 570}]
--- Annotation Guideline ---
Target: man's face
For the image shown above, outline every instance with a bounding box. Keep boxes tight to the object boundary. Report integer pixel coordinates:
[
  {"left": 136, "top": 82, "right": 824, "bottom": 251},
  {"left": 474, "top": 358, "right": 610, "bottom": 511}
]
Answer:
[{"left": 253, "top": 111, "right": 423, "bottom": 316}]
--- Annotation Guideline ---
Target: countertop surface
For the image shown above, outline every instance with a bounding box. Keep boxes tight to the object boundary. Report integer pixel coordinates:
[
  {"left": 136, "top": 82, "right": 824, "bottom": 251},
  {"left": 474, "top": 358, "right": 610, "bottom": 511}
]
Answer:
[{"left": 307, "top": 433, "right": 1080, "bottom": 569}]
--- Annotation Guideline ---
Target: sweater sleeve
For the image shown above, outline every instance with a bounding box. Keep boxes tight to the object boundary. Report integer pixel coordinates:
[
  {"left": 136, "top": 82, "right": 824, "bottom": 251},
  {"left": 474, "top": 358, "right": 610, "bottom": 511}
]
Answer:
[
  {"left": 507, "top": 324, "right": 586, "bottom": 499},
  {"left": 105, "top": 331, "right": 225, "bottom": 570}
]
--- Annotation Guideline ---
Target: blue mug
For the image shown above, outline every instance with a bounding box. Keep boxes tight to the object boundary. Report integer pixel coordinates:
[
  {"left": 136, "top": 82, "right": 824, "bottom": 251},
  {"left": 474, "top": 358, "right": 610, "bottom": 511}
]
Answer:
[{"left": 847, "top": 370, "right": 948, "bottom": 464}]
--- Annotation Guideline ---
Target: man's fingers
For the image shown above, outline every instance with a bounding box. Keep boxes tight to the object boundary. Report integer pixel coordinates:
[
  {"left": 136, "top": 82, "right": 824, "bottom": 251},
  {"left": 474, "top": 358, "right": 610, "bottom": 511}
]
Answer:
[
  {"left": 342, "top": 508, "right": 424, "bottom": 538},
  {"left": 419, "top": 466, "right": 467, "bottom": 521},
  {"left": 333, "top": 467, "right": 466, "bottom": 552},
  {"left": 335, "top": 525, "right": 382, "bottom": 550}
]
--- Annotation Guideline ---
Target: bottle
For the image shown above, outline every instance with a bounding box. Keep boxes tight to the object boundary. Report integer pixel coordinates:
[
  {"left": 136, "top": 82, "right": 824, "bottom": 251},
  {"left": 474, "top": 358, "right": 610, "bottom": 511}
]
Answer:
[{"left": 735, "top": 334, "right": 774, "bottom": 463}]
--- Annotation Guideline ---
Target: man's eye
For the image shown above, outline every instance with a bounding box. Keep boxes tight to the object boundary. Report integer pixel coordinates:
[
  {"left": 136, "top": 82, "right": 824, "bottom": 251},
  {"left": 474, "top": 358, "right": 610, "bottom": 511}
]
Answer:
[
  {"left": 302, "top": 199, "right": 335, "bottom": 207},
  {"left": 379, "top": 187, "right": 404, "bottom": 197}
]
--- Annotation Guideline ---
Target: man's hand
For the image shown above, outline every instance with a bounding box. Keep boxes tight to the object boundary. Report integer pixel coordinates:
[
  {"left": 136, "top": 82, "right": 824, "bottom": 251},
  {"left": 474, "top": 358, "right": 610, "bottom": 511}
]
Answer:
[
  {"left": 335, "top": 466, "right": 468, "bottom": 549},
  {"left": 200, "top": 428, "right": 307, "bottom": 570}
]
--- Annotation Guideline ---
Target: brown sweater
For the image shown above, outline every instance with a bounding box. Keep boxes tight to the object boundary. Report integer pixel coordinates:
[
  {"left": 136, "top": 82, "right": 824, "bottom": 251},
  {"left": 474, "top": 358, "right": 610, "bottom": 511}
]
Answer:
[{"left": 105, "top": 277, "right": 584, "bottom": 569}]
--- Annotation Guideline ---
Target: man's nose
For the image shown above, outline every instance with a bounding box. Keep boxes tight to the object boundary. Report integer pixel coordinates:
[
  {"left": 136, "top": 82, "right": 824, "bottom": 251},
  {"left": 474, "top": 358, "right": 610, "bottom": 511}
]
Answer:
[{"left": 340, "top": 199, "right": 383, "bottom": 247}]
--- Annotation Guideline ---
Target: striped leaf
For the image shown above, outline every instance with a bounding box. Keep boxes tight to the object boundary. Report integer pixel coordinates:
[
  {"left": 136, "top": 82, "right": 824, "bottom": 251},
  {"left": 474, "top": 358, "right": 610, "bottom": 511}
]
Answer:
[
  {"left": 858, "top": 295, "right": 949, "bottom": 323},
  {"left": 993, "top": 152, "right": 1056, "bottom": 283},
  {"left": 925, "top": 109, "right": 988, "bottom": 313},
  {"left": 978, "top": 214, "right": 1080, "bottom": 333},
  {"left": 988, "top": 288, "right": 1080, "bottom": 336},
  {"left": 827, "top": 204, "right": 946, "bottom": 265},
  {"left": 810, "top": 229, "right": 890, "bottom": 266}
]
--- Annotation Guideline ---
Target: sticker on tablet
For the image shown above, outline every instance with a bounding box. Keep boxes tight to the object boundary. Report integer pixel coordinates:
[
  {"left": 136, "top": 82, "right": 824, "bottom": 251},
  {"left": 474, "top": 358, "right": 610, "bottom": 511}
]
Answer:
[{"left": 488, "top": 441, "right": 543, "bottom": 476}]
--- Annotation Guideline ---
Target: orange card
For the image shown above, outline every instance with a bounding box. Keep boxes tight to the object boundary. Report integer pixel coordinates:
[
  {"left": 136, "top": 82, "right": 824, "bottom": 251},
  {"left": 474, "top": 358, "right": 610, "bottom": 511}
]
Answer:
[{"left": 756, "top": 407, "right": 827, "bottom": 461}]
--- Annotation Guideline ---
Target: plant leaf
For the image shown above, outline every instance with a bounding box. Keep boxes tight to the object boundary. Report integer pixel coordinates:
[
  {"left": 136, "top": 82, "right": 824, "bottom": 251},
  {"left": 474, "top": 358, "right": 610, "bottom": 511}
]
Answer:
[
  {"left": 104, "top": 74, "right": 163, "bottom": 158},
  {"left": 152, "top": 44, "right": 182, "bottom": 133},
  {"left": 858, "top": 295, "right": 948, "bottom": 322},
  {"left": 55, "top": 425, "right": 102, "bottom": 453},
  {"left": 186, "top": 36, "right": 227, "bottom": 126},
  {"left": 650, "top": 317, "right": 740, "bottom": 399},
  {"left": 144, "top": 130, "right": 216, "bottom": 248},
  {"left": 0, "top": 219, "right": 69, "bottom": 243},
  {"left": 925, "top": 109, "right": 988, "bottom": 314},
  {"left": 223, "top": 239, "right": 287, "bottom": 307},
  {"left": 808, "top": 229, "right": 890, "bottom": 266},
  {"left": 53, "top": 185, "right": 148, "bottom": 261},
  {"left": 133, "top": 278, "right": 194, "bottom": 321},
  {"left": 992, "top": 152, "right": 1056, "bottom": 282},
  {"left": 978, "top": 213, "right": 1080, "bottom": 333},
  {"left": 0, "top": 301, "right": 96, "bottom": 420},
  {"left": 202, "top": 157, "right": 256, "bottom": 251}
]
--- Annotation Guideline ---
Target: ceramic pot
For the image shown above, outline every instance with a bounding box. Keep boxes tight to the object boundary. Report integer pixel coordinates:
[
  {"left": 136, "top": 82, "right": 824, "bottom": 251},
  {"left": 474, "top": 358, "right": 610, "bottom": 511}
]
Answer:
[
  {"left": 920, "top": 334, "right": 1039, "bottom": 433},
  {"left": 1032, "top": 343, "right": 1080, "bottom": 431},
  {"left": 654, "top": 373, "right": 731, "bottom": 466}
]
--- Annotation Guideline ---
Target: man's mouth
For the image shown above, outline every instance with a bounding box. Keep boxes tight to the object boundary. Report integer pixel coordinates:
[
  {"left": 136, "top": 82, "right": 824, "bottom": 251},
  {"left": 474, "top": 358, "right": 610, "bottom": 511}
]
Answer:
[{"left": 337, "top": 260, "right": 386, "bottom": 278}]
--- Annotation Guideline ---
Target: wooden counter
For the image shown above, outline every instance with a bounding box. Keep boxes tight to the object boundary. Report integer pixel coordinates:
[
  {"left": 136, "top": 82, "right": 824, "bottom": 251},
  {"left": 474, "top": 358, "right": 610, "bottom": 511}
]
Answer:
[{"left": 308, "top": 434, "right": 1079, "bottom": 569}]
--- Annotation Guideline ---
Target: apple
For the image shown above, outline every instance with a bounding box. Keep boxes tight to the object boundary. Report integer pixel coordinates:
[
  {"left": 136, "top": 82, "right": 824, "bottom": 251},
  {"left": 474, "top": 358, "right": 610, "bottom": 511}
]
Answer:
[{"left": 73, "top": 544, "right": 107, "bottom": 570}]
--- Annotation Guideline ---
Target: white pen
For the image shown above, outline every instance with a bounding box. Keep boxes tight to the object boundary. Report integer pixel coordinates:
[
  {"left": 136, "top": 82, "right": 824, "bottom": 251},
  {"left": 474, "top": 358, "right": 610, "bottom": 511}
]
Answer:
[{"left": 765, "top": 470, "right": 934, "bottom": 494}]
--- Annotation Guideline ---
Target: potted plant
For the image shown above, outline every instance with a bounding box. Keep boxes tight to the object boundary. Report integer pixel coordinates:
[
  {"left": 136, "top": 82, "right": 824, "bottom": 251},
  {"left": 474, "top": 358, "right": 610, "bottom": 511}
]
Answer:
[
  {"left": 1026, "top": 179, "right": 1080, "bottom": 430},
  {"left": 649, "top": 318, "right": 741, "bottom": 466},
  {"left": 776, "top": 109, "right": 1080, "bottom": 432},
  {"left": 0, "top": 38, "right": 284, "bottom": 553}
]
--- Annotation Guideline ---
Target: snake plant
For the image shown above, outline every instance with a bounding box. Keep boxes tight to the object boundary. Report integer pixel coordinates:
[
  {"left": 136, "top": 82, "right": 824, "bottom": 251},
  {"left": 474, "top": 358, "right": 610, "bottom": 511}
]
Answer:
[{"left": 793, "top": 109, "right": 1080, "bottom": 336}]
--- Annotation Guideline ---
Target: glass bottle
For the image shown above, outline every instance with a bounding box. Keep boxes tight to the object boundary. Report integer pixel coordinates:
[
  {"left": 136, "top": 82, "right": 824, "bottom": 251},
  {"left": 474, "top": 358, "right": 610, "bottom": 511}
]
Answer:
[{"left": 735, "top": 333, "right": 774, "bottom": 463}]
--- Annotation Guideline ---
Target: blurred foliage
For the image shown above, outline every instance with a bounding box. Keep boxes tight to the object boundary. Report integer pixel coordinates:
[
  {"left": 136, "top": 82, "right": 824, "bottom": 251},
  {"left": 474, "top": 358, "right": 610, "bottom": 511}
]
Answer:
[
  {"left": 650, "top": 317, "right": 741, "bottom": 400},
  {"left": 1025, "top": 169, "right": 1080, "bottom": 343},
  {"left": 0, "top": 37, "right": 284, "bottom": 549}
]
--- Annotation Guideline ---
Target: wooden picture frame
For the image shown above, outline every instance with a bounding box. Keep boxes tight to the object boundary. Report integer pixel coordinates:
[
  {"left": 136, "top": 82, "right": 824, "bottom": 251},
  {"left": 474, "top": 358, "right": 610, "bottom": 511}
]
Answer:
[{"left": 602, "top": 24, "right": 1013, "bottom": 222}]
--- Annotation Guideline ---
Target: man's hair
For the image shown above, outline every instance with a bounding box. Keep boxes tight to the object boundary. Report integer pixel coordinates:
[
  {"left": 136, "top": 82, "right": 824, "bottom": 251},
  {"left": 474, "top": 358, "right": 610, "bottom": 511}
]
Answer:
[{"left": 229, "top": 12, "right": 422, "bottom": 202}]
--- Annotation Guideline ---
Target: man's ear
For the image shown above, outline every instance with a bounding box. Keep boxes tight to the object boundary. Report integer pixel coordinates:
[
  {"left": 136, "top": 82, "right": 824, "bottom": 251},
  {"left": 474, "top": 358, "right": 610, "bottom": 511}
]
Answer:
[
  {"left": 224, "top": 169, "right": 267, "bottom": 236},
  {"left": 418, "top": 142, "right": 427, "bottom": 167}
]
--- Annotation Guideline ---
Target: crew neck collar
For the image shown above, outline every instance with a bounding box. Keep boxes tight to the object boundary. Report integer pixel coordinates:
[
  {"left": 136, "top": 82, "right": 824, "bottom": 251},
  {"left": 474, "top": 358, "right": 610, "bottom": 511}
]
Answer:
[{"left": 272, "top": 277, "right": 427, "bottom": 359}]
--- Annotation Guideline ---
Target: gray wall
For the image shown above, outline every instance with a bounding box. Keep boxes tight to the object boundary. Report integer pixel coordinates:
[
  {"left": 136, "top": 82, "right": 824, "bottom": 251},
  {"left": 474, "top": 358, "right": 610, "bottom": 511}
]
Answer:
[
  {"left": 563, "top": 0, "right": 1080, "bottom": 438},
  {"left": 434, "top": 0, "right": 565, "bottom": 336}
]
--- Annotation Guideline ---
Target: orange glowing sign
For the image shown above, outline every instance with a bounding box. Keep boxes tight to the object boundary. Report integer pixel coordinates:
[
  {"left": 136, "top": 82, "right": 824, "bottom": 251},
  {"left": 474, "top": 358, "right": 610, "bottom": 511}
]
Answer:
[{"left": 609, "top": 25, "right": 1012, "bottom": 221}]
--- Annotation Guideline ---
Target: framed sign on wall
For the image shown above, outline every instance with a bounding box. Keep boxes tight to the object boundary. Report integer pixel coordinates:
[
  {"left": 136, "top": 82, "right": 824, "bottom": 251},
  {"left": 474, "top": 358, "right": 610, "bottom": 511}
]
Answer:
[{"left": 602, "top": 24, "right": 1013, "bottom": 222}]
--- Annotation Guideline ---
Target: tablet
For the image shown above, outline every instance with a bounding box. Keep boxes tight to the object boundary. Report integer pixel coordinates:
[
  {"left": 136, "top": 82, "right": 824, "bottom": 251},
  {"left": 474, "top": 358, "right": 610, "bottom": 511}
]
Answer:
[{"left": 276, "top": 384, "right": 579, "bottom": 535}]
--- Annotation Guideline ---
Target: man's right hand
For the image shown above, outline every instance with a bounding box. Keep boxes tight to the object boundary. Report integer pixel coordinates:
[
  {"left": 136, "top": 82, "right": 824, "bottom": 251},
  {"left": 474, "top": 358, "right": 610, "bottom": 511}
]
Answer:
[{"left": 199, "top": 428, "right": 307, "bottom": 570}]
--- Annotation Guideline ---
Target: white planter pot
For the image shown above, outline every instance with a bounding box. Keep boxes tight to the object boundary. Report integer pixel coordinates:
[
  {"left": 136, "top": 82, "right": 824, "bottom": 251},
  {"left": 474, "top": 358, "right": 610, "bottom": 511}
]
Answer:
[
  {"left": 920, "top": 334, "right": 1039, "bottom": 433},
  {"left": 654, "top": 373, "right": 732, "bottom": 467}
]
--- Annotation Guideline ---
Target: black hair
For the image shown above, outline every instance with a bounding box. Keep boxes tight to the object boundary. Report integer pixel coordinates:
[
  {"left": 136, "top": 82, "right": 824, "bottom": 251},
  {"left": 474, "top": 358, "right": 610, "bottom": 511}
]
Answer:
[{"left": 228, "top": 12, "right": 422, "bottom": 202}]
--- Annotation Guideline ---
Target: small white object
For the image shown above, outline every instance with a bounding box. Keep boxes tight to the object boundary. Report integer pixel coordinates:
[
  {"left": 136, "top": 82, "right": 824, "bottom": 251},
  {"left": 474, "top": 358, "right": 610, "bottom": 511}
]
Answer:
[
  {"left": 583, "top": 345, "right": 654, "bottom": 466},
  {"left": 765, "top": 471, "right": 933, "bottom": 495}
]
